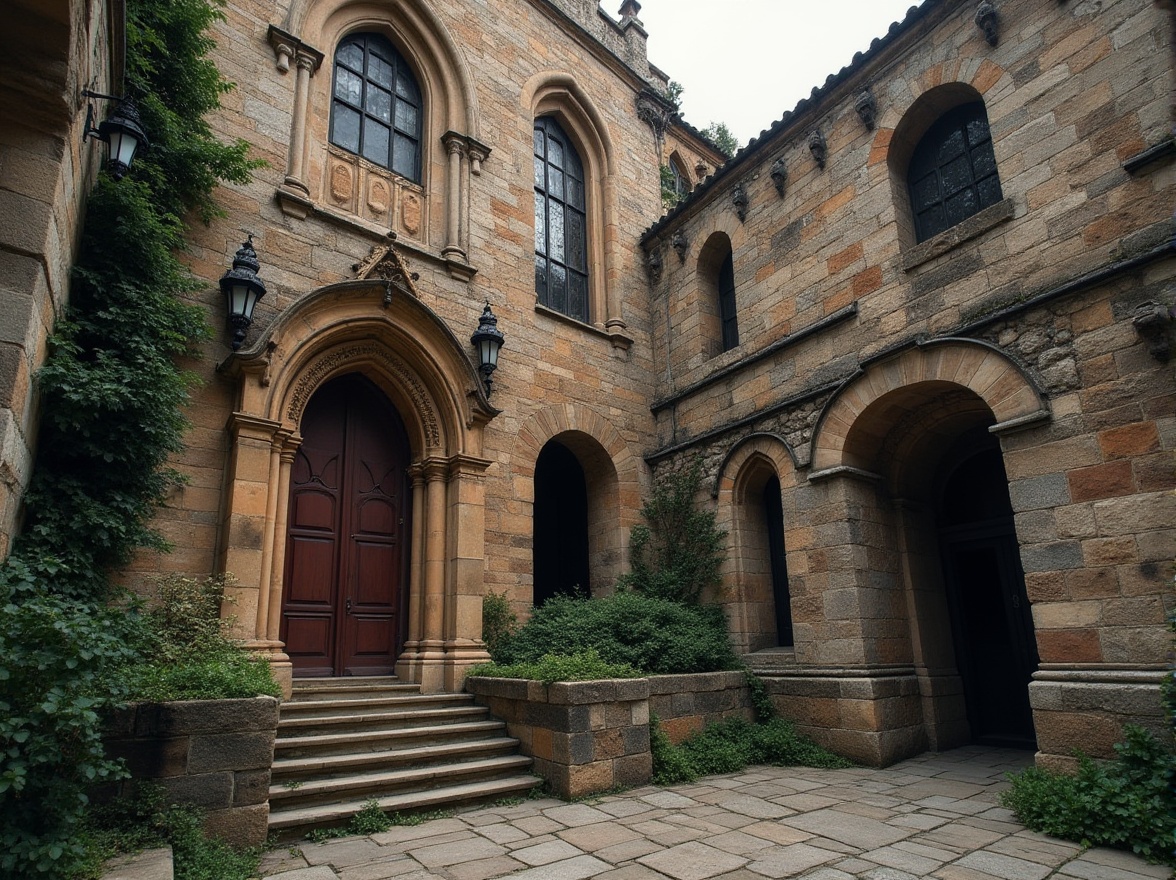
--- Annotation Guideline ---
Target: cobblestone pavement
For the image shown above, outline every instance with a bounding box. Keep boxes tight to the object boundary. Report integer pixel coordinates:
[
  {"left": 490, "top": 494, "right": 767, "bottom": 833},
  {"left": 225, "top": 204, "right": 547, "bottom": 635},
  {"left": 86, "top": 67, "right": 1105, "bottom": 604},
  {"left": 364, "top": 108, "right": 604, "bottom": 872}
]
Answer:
[{"left": 257, "top": 746, "right": 1170, "bottom": 880}]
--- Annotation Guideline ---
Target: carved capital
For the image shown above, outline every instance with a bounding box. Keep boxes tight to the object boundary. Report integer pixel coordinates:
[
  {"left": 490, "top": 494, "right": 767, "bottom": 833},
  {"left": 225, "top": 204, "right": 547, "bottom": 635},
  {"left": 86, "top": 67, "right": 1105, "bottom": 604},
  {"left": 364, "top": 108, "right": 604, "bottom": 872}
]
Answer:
[
  {"left": 267, "top": 26, "right": 322, "bottom": 74},
  {"left": 294, "top": 48, "right": 323, "bottom": 73},
  {"left": 442, "top": 131, "right": 468, "bottom": 157}
]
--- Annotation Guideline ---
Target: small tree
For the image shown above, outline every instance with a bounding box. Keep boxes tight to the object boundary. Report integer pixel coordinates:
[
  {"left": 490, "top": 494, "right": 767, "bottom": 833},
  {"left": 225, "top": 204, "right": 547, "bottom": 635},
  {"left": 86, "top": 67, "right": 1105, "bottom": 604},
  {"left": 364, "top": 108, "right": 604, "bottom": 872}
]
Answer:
[
  {"left": 619, "top": 462, "right": 726, "bottom": 605},
  {"left": 700, "top": 122, "right": 740, "bottom": 158}
]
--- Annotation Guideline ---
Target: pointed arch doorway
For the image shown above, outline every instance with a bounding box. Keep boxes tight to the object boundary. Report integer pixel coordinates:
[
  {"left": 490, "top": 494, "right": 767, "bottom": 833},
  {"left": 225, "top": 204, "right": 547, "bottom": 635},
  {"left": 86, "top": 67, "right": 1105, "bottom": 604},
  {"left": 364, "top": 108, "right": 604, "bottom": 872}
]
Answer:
[{"left": 280, "top": 373, "right": 412, "bottom": 677}]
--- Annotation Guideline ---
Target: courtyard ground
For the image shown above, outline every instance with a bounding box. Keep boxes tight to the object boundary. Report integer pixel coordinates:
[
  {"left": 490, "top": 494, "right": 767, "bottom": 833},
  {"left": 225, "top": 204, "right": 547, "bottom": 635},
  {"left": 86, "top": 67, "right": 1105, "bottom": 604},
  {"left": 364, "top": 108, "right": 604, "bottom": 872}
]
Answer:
[{"left": 257, "top": 746, "right": 1169, "bottom": 880}]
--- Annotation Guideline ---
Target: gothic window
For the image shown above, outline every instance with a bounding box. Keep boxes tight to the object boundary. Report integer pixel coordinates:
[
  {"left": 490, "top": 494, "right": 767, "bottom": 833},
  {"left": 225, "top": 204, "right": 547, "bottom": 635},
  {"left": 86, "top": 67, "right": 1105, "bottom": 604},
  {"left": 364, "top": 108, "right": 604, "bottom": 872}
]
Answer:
[
  {"left": 907, "top": 102, "right": 1001, "bottom": 243},
  {"left": 534, "top": 116, "right": 589, "bottom": 322},
  {"left": 669, "top": 156, "right": 689, "bottom": 200},
  {"left": 719, "top": 250, "right": 738, "bottom": 351},
  {"left": 330, "top": 33, "right": 422, "bottom": 182}
]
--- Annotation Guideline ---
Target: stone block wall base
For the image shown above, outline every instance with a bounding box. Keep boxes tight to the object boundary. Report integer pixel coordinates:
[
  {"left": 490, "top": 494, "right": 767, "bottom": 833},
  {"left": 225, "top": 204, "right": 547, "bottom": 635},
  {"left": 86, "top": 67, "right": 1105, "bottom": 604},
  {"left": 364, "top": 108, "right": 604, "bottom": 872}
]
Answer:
[
  {"left": 1029, "top": 666, "right": 1166, "bottom": 764},
  {"left": 763, "top": 668, "right": 928, "bottom": 767}
]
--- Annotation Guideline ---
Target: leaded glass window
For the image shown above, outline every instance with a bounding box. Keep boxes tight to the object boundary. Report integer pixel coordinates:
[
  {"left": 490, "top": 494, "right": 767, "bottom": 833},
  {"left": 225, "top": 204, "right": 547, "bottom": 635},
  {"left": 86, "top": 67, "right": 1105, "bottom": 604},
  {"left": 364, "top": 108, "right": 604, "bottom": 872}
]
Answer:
[
  {"left": 534, "top": 117, "right": 589, "bottom": 322},
  {"left": 330, "top": 33, "right": 422, "bottom": 182},
  {"left": 908, "top": 102, "right": 1002, "bottom": 243},
  {"left": 718, "top": 250, "right": 738, "bottom": 352}
]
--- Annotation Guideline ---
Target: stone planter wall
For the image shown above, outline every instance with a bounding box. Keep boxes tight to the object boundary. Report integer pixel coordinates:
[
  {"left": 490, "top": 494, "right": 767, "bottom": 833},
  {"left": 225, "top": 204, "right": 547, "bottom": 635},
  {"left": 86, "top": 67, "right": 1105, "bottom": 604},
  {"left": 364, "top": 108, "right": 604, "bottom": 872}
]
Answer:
[
  {"left": 466, "top": 671, "right": 753, "bottom": 798},
  {"left": 101, "top": 696, "right": 280, "bottom": 847}
]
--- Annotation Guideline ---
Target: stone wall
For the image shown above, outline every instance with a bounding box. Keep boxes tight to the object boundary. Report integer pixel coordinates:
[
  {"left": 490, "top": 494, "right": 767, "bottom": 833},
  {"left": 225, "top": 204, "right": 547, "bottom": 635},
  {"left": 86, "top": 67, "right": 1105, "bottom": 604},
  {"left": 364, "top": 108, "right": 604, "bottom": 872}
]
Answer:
[
  {"left": 101, "top": 697, "right": 279, "bottom": 848},
  {"left": 466, "top": 671, "right": 753, "bottom": 797}
]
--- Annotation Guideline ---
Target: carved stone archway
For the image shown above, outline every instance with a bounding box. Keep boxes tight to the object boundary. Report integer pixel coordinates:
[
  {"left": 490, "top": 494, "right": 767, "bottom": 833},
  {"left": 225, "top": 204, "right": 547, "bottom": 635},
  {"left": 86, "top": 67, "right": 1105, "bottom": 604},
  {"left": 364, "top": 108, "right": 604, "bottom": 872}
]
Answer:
[{"left": 219, "top": 273, "right": 498, "bottom": 694}]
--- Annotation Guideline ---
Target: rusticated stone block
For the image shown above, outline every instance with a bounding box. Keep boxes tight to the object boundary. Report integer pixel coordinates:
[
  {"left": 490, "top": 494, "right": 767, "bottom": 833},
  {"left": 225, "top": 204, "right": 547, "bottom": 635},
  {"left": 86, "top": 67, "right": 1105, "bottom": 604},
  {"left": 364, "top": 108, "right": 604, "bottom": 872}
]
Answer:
[
  {"left": 614, "top": 752, "right": 653, "bottom": 786},
  {"left": 202, "top": 803, "right": 269, "bottom": 848},
  {"left": 188, "top": 731, "right": 275, "bottom": 773},
  {"left": 232, "top": 769, "right": 272, "bottom": 807}
]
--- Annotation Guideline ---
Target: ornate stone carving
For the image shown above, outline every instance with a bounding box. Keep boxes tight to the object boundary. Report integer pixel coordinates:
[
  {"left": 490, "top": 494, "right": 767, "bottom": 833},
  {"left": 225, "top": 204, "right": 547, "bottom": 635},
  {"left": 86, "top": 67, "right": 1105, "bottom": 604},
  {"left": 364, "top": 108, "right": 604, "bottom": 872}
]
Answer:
[
  {"left": 808, "top": 129, "right": 827, "bottom": 170},
  {"left": 671, "top": 229, "right": 688, "bottom": 263},
  {"left": 975, "top": 1, "right": 1000, "bottom": 46},
  {"left": 769, "top": 157, "right": 787, "bottom": 196},
  {"left": 367, "top": 177, "right": 390, "bottom": 217},
  {"left": 732, "top": 183, "right": 749, "bottom": 222},
  {"left": 402, "top": 192, "right": 422, "bottom": 236},
  {"left": 646, "top": 248, "right": 663, "bottom": 282},
  {"left": 1132, "top": 300, "right": 1174, "bottom": 361},
  {"left": 329, "top": 161, "right": 353, "bottom": 205},
  {"left": 288, "top": 344, "right": 441, "bottom": 447},
  {"left": 635, "top": 88, "right": 674, "bottom": 150},
  {"left": 855, "top": 90, "right": 878, "bottom": 131},
  {"left": 352, "top": 237, "right": 421, "bottom": 298}
]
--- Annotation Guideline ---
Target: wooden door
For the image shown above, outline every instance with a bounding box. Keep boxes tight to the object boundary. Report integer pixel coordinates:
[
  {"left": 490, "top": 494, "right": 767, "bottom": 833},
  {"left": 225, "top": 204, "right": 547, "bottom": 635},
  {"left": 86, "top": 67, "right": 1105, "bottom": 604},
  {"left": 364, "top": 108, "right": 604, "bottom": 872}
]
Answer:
[{"left": 281, "top": 374, "right": 410, "bottom": 676}]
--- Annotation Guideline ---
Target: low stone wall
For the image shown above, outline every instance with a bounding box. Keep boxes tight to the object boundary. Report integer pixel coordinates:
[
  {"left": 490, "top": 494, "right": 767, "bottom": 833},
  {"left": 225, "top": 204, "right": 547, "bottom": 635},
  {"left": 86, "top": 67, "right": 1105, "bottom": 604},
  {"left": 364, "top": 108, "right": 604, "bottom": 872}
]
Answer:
[
  {"left": 466, "top": 671, "right": 753, "bottom": 798},
  {"left": 102, "top": 697, "right": 279, "bottom": 847}
]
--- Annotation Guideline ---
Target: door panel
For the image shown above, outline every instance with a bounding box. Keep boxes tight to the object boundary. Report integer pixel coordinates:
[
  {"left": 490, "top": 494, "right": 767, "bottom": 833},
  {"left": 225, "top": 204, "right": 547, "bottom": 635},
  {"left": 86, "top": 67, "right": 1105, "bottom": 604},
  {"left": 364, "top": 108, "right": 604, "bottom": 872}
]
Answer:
[{"left": 281, "top": 374, "right": 410, "bottom": 677}]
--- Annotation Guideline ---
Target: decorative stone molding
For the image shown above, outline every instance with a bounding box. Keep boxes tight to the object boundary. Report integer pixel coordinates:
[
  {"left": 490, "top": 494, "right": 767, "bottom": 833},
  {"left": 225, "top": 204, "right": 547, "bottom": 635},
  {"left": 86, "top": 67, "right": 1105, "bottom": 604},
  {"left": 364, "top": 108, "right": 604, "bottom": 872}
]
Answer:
[
  {"left": 671, "top": 229, "right": 688, "bottom": 263},
  {"left": 808, "top": 128, "right": 827, "bottom": 169},
  {"left": 732, "top": 182, "right": 749, "bottom": 222},
  {"left": 975, "top": 1, "right": 1000, "bottom": 46},
  {"left": 1132, "top": 300, "right": 1174, "bottom": 361},
  {"left": 855, "top": 89, "right": 878, "bottom": 131},
  {"left": 769, "top": 157, "right": 787, "bottom": 196}
]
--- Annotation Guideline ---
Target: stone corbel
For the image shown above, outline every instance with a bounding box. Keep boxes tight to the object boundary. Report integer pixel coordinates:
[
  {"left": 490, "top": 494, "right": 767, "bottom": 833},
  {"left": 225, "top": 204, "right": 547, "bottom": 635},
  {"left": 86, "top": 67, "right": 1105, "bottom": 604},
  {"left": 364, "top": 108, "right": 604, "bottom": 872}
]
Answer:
[
  {"left": 808, "top": 129, "right": 827, "bottom": 170},
  {"left": 267, "top": 26, "right": 297, "bottom": 73},
  {"left": 975, "top": 2, "right": 1000, "bottom": 46},
  {"left": 671, "top": 229, "right": 688, "bottom": 262},
  {"left": 770, "top": 157, "right": 787, "bottom": 196},
  {"left": 1132, "top": 300, "right": 1174, "bottom": 361},
  {"left": 646, "top": 248, "right": 663, "bottom": 283},
  {"left": 466, "top": 137, "right": 491, "bottom": 176},
  {"left": 636, "top": 88, "right": 674, "bottom": 154},
  {"left": 855, "top": 89, "right": 878, "bottom": 131},
  {"left": 732, "top": 183, "right": 748, "bottom": 222}
]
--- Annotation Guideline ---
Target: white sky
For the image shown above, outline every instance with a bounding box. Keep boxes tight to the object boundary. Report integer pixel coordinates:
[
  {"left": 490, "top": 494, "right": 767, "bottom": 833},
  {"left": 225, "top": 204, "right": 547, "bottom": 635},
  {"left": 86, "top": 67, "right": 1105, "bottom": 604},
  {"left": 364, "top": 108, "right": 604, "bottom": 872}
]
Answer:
[{"left": 637, "top": 0, "right": 923, "bottom": 146}]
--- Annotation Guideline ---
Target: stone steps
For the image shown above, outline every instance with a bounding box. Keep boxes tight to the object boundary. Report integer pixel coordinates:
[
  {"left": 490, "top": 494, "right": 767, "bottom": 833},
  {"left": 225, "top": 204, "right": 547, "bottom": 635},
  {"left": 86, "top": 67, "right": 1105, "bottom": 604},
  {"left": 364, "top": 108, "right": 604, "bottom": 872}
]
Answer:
[{"left": 268, "top": 677, "right": 538, "bottom": 835}]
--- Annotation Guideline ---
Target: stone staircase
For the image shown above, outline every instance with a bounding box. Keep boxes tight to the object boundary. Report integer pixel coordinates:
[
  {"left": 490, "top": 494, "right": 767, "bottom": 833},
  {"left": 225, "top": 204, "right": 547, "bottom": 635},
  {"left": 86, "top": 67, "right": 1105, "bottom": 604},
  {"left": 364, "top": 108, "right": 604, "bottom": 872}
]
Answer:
[{"left": 267, "top": 677, "right": 538, "bottom": 834}]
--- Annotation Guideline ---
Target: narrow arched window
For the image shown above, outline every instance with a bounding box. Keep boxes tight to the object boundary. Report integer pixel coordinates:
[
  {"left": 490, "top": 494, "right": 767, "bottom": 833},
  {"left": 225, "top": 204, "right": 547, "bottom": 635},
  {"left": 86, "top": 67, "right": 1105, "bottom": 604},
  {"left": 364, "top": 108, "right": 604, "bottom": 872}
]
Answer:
[
  {"left": 669, "top": 156, "right": 689, "bottom": 200},
  {"left": 908, "top": 101, "right": 1001, "bottom": 243},
  {"left": 719, "top": 251, "right": 738, "bottom": 351},
  {"left": 330, "top": 33, "right": 422, "bottom": 182},
  {"left": 534, "top": 116, "right": 589, "bottom": 322}
]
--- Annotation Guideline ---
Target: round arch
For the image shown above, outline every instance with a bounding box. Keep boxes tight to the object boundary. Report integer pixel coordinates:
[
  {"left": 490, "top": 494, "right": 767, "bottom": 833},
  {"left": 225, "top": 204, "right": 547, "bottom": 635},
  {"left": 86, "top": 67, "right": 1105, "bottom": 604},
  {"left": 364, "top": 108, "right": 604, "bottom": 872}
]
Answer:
[{"left": 810, "top": 339, "right": 1049, "bottom": 474}]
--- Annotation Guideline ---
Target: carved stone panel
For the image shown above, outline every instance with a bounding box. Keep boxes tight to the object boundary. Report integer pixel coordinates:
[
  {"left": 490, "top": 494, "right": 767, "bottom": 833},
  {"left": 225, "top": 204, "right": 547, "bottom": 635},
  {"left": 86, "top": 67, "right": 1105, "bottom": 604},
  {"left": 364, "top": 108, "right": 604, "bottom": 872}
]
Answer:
[
  {"left": 401, "top": 192, "right": 422, "bottom": 237},
  {"left": 329, "top": 160, "right": 354, "bottom": 209},
  {"left": 367, "top": 176, "right": 390, "bottom": 219}
]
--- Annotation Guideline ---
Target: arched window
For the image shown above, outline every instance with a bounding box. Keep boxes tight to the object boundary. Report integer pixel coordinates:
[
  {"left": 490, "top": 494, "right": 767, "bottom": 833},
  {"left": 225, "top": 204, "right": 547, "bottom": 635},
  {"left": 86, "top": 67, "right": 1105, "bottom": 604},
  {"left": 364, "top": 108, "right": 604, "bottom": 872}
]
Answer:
[
  {"left": 330, "top": 33, "right": 422, "bottom": 182},
  {"left": 669, "top": 156, "right": 689, "bottom": 200},
  {"left": 908, "top": 101, "right": 1001, "bottom": 242},
  {"left": 534, "top": 116, "right": 589, "bottom": 322},
  {"left": 718, "top": 251, "right": 738, "bottom": 351}
]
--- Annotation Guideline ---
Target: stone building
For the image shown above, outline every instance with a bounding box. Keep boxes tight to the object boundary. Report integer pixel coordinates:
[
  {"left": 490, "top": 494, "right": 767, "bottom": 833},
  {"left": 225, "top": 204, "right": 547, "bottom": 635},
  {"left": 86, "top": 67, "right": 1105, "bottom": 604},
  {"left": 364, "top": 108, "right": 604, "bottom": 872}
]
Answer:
[{"left": 0, "top": 0, "right": 1172, "bottom": 771}]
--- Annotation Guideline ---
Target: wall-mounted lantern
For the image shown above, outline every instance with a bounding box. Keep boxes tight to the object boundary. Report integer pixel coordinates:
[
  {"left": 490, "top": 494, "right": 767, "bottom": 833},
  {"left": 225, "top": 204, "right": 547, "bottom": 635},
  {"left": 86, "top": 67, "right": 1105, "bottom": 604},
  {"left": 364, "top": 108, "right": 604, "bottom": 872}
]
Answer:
[
  {"left": 82, "top": 91, "right": 149, "bottom": 179},
  {"left": 219, "top": 236, "right": 267, "bottom": 351},
  {"left": 471, "top": 301, "right": 505, "bottom": 394}
]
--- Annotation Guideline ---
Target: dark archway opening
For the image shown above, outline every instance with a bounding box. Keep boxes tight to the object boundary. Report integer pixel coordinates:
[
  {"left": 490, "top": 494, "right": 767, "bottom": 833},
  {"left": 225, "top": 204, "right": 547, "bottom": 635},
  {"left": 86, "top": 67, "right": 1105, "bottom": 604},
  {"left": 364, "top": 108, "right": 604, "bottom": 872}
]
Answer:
[
  {"left": 936, "top": 429, "right": 1038, "bottom": 748},
  {"left": 763, "top": 475, "right": 793, "bottom": 647},
  {"left": 533, "top": 440, "right": 590, "bottom": 605}
]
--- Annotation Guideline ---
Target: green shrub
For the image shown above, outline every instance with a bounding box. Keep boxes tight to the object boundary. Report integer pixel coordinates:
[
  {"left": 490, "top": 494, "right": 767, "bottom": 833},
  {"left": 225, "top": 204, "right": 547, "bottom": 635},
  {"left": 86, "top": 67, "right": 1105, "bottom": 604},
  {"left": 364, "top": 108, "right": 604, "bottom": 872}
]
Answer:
[
  {"left": 468, "top": 649, "right": 641, "bottom": 684},
  {"left": 494, "top": 592, "right": 739, "bottom": 675},
  {"left": 1001, "top": 725, "right": 1175, "bottom": 865},
  {"left": 618, "top": 463, "right": 726, "bottom": 606},
  {"left": 650, "top": 715, "right": 850, "bottom": 786},
  {"left": 482, "top": 591, "right": 518, "bottom": 658}
]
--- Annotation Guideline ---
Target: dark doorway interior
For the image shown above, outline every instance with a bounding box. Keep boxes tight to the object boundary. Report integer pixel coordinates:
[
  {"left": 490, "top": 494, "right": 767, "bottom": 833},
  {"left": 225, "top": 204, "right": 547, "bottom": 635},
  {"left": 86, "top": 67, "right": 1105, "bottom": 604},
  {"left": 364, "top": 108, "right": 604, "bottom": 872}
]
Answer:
[
  {"left": 937, "top": 435, "right": 1038, "bottom": 747},
  {"left": 281, "top": 374, "right": 411, "bottom": 677},
  {"left": 763, "top": 475, "right": 793, "bottom": 647},
  {"left": 533, "top": 440, "right": 591, "bottom": 605}
]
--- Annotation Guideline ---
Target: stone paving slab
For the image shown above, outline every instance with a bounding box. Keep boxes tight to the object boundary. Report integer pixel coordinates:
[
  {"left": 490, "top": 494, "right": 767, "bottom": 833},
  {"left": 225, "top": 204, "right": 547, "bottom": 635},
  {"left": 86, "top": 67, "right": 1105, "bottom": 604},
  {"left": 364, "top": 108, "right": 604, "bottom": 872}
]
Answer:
[{"left": 261, "top": 747, "right": 1169, "bottom": 880}]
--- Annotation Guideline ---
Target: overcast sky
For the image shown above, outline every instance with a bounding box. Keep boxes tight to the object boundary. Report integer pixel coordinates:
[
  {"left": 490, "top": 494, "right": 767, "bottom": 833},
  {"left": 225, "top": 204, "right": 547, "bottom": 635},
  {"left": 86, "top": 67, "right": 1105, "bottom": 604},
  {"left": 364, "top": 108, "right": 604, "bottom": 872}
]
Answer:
[{"left": 636, "top": 0, "right": 923, "bottom": 146}]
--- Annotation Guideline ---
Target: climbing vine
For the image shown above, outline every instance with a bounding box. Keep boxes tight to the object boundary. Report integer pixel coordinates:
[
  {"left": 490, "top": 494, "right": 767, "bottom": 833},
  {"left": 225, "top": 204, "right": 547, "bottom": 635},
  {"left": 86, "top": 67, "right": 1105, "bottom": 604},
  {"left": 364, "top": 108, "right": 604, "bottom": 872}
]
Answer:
[{"left": 0, "top": 0, "right": 260, "bottom": 874}]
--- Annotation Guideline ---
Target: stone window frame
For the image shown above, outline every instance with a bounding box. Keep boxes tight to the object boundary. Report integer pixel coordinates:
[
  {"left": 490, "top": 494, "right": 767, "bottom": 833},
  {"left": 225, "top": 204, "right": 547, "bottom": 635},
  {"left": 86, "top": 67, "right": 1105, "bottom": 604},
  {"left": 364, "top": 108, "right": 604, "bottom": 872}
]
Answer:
[
  {"left": 888, "top": 83, "right": 1013, "bottom": 271},
  {"left": 533, "top": 116, "right": 591, "bottom": 324},
  {"left": 698, "top": 231, "right": 739, "bottom": 359}
]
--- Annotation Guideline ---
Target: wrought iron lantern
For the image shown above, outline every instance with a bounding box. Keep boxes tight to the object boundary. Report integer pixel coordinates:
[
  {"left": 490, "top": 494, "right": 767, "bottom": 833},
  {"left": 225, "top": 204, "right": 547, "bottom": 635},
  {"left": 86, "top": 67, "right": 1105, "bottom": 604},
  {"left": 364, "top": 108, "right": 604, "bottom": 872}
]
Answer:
[
  {"left": 470, "top": 301, "right": 505, "bottom": 394},
  {"left": 219, "top": 236, "right": 267, "bottom": 351},
  {"left": 83, "top": 91, "right": 149, "bottom": 180}
]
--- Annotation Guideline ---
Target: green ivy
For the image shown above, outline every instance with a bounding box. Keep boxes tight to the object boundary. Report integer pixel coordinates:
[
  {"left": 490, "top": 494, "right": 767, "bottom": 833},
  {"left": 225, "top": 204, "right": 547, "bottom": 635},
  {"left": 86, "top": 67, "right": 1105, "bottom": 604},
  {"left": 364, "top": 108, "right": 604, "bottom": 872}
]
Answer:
[{"left": 0, "top": 0, "right": 261, "bottom": 873}]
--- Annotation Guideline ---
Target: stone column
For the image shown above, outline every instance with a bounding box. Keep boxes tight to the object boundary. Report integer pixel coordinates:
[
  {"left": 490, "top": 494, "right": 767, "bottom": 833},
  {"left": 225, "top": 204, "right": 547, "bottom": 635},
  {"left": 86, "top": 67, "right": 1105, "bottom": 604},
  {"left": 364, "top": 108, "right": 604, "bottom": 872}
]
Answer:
[
  {"left": 441, "top": 132, "right": 467, "bottom": 262},
  {"left": 397, "top": 465, "right": 427, "bottom": 673},
  {"left": 444, "top": 454, "right": 494, "bottom": 690},
  {"left": 285, "top": 51, "right": 320, "bottom": 194},
  {"left": 418, "top": 458, "right": 449, "bottom": 691}
]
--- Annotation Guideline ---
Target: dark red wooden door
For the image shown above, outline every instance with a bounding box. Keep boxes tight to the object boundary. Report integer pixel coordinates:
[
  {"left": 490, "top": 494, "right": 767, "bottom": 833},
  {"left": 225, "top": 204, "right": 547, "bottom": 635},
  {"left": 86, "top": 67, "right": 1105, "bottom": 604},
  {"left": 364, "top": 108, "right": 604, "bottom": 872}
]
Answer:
[{"left": 281, "top": 374, "right": 410, "bottom": 676}]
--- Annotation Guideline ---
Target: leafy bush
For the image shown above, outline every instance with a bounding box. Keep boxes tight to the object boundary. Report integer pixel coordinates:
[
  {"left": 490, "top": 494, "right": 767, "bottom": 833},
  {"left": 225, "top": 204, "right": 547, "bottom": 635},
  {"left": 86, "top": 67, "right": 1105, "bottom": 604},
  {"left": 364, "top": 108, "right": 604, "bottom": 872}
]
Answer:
[
  {"left": 468, "top": 649, "right": 640, "bottom": 684},
  {"left": 493, "top": 592, "right": 739, "bottom": 675},
  {"left": 121, "top": 575, "right": 279, "bottom": 702},
  {"left": 651, "top": 715, "right": 850, "bottom": 786},
  {"left": 619, "top": 462, "right": 726, "bottom": 606},
  {"left": 1000, "top": 725, "right": 1175, "bottom": 865},
  {"left": 482, "top": 591, "right": 518, "bottom": 657}
]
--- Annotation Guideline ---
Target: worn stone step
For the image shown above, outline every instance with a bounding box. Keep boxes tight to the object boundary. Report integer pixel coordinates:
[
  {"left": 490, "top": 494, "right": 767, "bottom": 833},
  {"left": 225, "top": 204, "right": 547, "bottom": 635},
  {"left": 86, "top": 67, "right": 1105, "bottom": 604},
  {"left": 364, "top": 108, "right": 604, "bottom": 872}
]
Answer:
[
  {"left": 292, "top": 676, "right": 405, "bottom": 691},
  {"left": 289, "top": 682, "right": 422, "bottom": 701},
  {"left": 272, "top": 736, "right": 521, "bottom": 781},
  {"left": 269, "top": 754, "right": 534, "bottom": 808},
  {"left": 267, "top": 774, "right": 541, "bottom": 833},
  {"left": 273, "top": 719, "right": 508, "bottom": 758},
  {"left": 277, "top": 704, "right": 490, "bottom": 735},
  {"left": 280, "top": 693, "right": 475, "bottom": 718}
]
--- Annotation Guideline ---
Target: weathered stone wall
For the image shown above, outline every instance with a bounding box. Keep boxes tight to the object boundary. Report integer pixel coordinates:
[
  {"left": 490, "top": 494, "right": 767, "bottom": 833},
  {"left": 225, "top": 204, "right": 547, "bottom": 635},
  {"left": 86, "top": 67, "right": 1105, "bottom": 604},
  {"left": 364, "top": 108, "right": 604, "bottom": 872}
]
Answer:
[
  {"left": 644, "top": 0, "right": 1174, "bottom": 767},
  {"left": 101, "top": 697, "right": 280, "bottom": 847},
  {"left": 648, "top": 670, "right": 754, "bottom": 742}
]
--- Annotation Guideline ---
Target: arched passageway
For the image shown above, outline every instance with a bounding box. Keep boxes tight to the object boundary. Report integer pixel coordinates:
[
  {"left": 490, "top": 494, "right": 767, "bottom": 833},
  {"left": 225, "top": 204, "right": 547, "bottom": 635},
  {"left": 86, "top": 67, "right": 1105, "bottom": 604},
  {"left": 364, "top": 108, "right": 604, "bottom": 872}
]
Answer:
[{"left": 533, "top": 439, "right": 591, "bottom": 603}]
